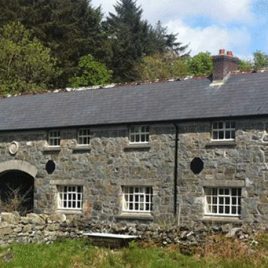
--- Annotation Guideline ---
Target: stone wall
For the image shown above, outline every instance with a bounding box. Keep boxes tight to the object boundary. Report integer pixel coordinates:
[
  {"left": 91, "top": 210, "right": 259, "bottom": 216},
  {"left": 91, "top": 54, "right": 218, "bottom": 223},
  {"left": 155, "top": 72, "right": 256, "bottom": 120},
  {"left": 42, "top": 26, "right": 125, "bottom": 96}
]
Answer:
[
  {"left": 0, "top": 118, "right": 267, "bottom": 226},
  {"left": 0, "top": 124, "right": 176, "bottom": 221},
  {"left": 0, "top": 212, "right": 265, "bottom": 247},
  {"left": 0, "top": 212, "right": 82, "bottom": 245},
  {"left": 177, "top": 119, "right": 268, "bottom": 226}
]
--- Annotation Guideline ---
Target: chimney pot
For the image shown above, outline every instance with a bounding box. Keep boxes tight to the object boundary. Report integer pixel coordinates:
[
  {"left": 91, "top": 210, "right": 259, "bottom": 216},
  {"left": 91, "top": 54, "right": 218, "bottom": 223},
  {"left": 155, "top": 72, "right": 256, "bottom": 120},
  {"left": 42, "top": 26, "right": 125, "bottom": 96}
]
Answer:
[
  {"left": 219, "top": 49, "right": 225, "bottom": 55},
  {"left": 227, "top": 51, "right": 233, "bottom": 57}
]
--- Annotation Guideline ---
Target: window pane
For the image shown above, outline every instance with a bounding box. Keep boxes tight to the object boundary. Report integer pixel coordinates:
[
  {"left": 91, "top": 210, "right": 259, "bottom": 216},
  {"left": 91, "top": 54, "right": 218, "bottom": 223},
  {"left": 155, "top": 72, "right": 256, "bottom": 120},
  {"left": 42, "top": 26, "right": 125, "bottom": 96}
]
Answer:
[
  {"left": 205, "top": 187, "right": 241, "bottom": 216},
  {"left": 129, "top": 126, "right": 149, "bottom": 143},
  {"left": 122, "top": 186, "right": 152, "bottom": 212},
  {"left": 58, "top": 185, "right": 83, "bottom": 210}
]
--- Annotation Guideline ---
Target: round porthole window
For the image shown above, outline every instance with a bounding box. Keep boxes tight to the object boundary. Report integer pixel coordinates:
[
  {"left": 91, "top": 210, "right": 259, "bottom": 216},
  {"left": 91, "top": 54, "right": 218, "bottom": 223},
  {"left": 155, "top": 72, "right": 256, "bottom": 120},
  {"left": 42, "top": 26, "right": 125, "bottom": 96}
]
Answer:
[
  {"left": 46, "top": 160, "right": 56, "bottom": 174},
  {"left": 9, "top": 141, "right": 19, "bottom": 155},
  {"left": 190, "top": 157, "right": 204, "bottom": 174}
]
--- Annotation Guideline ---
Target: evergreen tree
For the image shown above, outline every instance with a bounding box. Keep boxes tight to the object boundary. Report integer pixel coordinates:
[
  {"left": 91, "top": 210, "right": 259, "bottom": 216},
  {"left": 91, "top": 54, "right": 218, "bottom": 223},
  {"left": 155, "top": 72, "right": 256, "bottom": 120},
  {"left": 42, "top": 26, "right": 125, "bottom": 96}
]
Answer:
[
  {"left": 104, "top": 0, "right": 149, "bottom": 82},
  {"left": 105, "top": 0, "right": 188, "bottom": 82}
]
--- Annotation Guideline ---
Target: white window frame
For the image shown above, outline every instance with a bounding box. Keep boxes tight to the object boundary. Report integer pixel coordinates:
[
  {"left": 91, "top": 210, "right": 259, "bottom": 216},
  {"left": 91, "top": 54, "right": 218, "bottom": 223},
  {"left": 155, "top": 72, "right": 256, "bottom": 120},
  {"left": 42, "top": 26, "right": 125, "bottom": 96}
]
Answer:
[
  {"left": 211, "top": 121, "right": 235, "bottom": 141},
  {"left": 204, "top": 187, "right": 241, "bottom": 217},
  {"left": 77, "top": 128, "right": 91, "bottom": 145},
  {"left": 129, "top": 125, "right": 149, "bottom": 144},
  {"left": 122, "top": 186, "right": 153, "bottom": 213},
  {"left": 57, "top": 185, "right": 83, "bottom": 210},
  {"left": 48, "top": 130, "right": 61, "bottom": 146}
]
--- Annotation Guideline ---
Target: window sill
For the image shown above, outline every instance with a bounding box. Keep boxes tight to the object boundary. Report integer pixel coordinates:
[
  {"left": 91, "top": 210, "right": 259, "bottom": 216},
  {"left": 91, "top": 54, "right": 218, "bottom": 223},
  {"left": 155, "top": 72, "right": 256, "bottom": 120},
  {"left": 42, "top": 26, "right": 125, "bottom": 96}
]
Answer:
[
  {"left": 57, "top": 209, "right": 83, "bottom": 215},
  {"left": 43, "top": 146, "right": 61, "bottom": 152},
  {"left": 124, "top": 143, "right": 151, "bottom": 150},
  {"left": 115, "top": 213, "right": 153, "bottom": 221},
  {"left": 72, "top": 145, "right": 91, "bottom": 152},
  {"left": 202, "top": 215, "right": 241, "bottom": 223},
  {"left": 206, "top": 141, "right": 236, "bottom": 148}
]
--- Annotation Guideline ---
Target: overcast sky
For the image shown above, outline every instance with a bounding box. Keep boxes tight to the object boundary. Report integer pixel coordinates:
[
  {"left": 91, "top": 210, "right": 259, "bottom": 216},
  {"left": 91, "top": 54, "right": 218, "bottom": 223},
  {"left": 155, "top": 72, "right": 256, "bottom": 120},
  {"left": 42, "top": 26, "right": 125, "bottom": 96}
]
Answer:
[{"left": 91, "top": 0, "right": 268, "bottom": 59}]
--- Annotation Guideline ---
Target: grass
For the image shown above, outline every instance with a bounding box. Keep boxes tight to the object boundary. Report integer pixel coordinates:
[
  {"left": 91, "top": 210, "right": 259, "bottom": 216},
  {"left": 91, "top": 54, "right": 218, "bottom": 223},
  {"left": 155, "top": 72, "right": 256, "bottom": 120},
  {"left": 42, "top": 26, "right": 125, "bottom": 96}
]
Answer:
[{"left": 0, "top": 234, "right": 267, "bottom": 268}]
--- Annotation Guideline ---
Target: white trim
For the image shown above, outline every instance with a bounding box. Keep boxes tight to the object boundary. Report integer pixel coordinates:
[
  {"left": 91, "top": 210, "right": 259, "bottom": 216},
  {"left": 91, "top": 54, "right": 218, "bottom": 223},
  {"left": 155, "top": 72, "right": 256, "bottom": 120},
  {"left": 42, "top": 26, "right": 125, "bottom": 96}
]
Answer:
[
  {"left": 77, "top": 128, "right": 91, "bottom": 145},
  {"left": 48, "top": 130, "right": 61, "bottom": 146},
  {"left": 211, "top": 121, "right": 235, "bottom": 141},
  {"left": 129, "top": 125, "right": 149, "bottom": 144},
  {"left": 122, "top": 186, "right": 152, "bottom": 213},
  {"left": 57, "top": 185, "right": 83, "bottom": 210},
  {"left": 204, "top": 187, "right": 241, "bottom": 216}
]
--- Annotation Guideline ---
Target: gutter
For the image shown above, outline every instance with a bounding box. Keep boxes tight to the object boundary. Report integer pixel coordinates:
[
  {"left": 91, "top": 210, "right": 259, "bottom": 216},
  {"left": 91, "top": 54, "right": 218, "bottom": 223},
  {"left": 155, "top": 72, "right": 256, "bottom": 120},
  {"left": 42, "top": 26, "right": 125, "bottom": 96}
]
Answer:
[{"left": 173, "top": 123, "right": 179, "bottom": 216}]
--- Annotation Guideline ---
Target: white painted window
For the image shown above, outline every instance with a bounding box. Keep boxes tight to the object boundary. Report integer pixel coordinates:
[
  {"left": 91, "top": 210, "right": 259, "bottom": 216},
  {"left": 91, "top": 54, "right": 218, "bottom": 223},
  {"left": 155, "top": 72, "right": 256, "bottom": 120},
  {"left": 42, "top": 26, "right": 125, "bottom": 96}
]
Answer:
[
  {"left": 57, "top": 185, "right": 83, "bottom": 210},
  {"left": 77, "top": 128, "right": 90, "bottom": 145},
  {"left": 48, "top": 130, "right": 61, "bottom": 146},
  {"left": 204, "top": 187, "right": 241, "bottom": 216},
  {"left": 212, "top": 121, "right": 235, "bottom": 141},
  {"left": 122, "top": 186, "right": 152, "bottom": 212},
  {"left": 129, "top": 126, "right": 149, "bottom": 143}
]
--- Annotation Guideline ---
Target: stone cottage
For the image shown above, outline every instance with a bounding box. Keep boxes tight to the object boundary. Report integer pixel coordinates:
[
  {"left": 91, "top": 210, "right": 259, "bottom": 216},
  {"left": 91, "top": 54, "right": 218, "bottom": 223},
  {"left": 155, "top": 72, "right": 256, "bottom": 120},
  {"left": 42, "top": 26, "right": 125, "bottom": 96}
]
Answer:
[{"left": 0, "top": 49, "right": 267, "bottom": 226}]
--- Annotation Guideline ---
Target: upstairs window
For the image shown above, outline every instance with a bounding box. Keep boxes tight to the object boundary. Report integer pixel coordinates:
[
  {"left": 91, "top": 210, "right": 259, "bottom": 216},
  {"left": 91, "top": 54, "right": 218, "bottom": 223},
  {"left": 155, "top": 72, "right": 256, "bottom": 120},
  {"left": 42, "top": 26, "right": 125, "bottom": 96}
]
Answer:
[
  {"left": 129, "top": 126, "right": 149, "bottom": 144},
  {"left": 204, "top": 187, "right": 241, "bottom": 216},
  {"left": 122, "top": 186, "right": 152, "bottom": 213},
  {"left": 48, "top": 130, "right": 61, "bottom": 146},
  {"left": 57, "top": 185, "right": 83, "bottom": 210},
  {"left": 212, "top": 121, "right": 235, "bottom": 141},
  {"left": 77, "top": 128, "right": 90, "bottom": 145}
]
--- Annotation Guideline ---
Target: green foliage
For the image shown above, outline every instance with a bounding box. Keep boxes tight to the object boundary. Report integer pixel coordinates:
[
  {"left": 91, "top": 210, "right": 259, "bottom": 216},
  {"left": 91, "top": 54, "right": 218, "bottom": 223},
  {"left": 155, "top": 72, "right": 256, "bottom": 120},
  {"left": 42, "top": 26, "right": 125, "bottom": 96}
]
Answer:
[
  {"left": 253, "top": 50, "right": 268, "bottom": 70},
  {"left": 1, "top": 238, "right": 268, "bottom": 268},
  {"left": 0, "top": 22, "right": 58, "bottom": 95},
  {"left": 137, "top": 53, "right": 189, "bottom": 81},
  {"left": 69, "top": 54, "right": 112, "bottom": 87},
  {"left": 0, "top": 0, "right": 104, "bottom": 87},
  {"left": 239, "top": 60, "right": 253, "bottom": 72},
  {"left": 188, "top": 52, "right": 213, "bottom": 77}
]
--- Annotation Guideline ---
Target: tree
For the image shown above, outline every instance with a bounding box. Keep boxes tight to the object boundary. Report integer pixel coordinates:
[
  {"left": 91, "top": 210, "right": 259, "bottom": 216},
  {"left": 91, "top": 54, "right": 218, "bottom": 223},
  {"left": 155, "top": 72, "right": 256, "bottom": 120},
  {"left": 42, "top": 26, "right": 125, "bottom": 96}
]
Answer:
[
  {"left": 239, "top": 60, "right": 253, "bottom": 72},
  {"left": 146, "top": 21, "right": 189, "bottom": 56},
  {"left": 0, "top": 22, "right": 58, "bottom": 95},
  {"left": 188, "top": 52, "right": 213, "bottom": 77},
  {"left": 137, "top": 53, "right": 189, "bottom": 81},
  {"left": 69, "top": 54, "right": 112, "bottom": 87},
  {"left": 0, "top": 0, "right": 104, "bottom": 87},
  {"left": 104, "top": 0, "right": 149, "bottom": 82},
  {"left": 104, "top": 0, "right": 188, "bottom": 82},
  {"left": 253, "top": 51, "right": 268, "bottom": 70}
]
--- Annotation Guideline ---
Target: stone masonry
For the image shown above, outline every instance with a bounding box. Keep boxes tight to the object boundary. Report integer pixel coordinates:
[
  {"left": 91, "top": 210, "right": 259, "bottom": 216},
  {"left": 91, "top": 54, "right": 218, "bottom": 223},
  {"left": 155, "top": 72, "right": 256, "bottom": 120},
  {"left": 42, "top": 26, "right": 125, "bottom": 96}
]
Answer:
[{"left": 0, "top": 118, "right": 267, "bottom": 227}]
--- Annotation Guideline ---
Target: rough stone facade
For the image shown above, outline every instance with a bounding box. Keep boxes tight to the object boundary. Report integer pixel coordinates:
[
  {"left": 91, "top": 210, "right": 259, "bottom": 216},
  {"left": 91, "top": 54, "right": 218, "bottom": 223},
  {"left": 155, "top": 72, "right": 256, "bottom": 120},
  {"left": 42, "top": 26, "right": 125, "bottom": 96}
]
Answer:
[{"left": 0, "top": 118, "right": 267, "bottom": 227}]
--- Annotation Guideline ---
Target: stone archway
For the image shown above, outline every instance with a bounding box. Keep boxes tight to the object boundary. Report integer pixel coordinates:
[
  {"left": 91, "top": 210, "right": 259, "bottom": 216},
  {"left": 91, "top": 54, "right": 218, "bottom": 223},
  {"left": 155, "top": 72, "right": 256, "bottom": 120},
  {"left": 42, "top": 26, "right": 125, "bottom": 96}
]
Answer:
[{"left": 0, "top": 160, "right": 37, "bottom": 215}]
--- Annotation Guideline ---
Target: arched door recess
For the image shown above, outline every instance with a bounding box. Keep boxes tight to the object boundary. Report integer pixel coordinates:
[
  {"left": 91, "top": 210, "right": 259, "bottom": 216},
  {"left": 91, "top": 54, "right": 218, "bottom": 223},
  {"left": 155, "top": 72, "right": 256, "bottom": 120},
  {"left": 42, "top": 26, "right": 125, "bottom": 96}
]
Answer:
[{"left": 0, "top": 160, "right": 37, "bottom": 215}]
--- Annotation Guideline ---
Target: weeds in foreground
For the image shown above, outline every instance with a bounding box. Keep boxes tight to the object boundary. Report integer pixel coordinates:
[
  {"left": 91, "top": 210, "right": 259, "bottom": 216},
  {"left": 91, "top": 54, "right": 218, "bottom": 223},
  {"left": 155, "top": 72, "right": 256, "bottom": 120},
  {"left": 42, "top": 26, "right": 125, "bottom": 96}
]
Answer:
[{"left": 0, "top": 234, "right": 267, "bottom": 268}]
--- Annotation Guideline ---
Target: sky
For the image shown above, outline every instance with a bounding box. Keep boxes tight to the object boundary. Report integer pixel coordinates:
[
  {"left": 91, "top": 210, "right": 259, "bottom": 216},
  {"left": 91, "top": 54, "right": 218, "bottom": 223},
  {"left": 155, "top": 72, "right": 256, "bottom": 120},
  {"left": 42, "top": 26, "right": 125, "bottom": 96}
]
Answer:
[{"left": 91, "top": 0, "right": 268, "bottom": 59}]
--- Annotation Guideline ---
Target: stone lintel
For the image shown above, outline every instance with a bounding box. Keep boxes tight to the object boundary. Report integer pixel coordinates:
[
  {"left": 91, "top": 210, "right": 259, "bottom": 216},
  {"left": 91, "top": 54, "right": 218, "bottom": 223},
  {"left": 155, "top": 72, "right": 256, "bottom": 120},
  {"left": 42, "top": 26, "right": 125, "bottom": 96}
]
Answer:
[
  {"left": 203, "top": 179, "right": 245, "bottom": 188},
  {"left": 50, "top": 179, "right": 84, "bottom": 185}
]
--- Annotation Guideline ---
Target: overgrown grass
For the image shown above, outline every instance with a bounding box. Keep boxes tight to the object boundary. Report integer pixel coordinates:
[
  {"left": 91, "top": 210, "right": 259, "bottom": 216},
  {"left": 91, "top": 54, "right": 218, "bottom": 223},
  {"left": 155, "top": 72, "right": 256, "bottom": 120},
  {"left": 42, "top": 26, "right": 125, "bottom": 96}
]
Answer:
[{"left": 0, "top": 234, "right": 267, "bottom": 268}]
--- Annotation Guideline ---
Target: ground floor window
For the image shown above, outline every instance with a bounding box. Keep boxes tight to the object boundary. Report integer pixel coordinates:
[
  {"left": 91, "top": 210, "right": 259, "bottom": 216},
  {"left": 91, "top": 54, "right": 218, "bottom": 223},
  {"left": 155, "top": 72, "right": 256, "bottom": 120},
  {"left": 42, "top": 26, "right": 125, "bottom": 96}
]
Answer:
[
  {"left": 122, "top": 186, "right": 152, "bottom": 212},
  {"left": 204, "top": 187, "right": 241, "bottom": 216},
  {"left": 57, "top": 185, "right": 83, "bottom": 210}
]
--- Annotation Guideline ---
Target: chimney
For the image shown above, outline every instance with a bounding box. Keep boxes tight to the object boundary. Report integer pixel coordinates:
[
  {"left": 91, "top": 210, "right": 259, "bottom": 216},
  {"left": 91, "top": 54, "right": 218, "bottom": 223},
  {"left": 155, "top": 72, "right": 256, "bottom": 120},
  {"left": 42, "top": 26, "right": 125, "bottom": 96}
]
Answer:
[{"left": 212, "top": 49, "right": 239, "bottom": 81}]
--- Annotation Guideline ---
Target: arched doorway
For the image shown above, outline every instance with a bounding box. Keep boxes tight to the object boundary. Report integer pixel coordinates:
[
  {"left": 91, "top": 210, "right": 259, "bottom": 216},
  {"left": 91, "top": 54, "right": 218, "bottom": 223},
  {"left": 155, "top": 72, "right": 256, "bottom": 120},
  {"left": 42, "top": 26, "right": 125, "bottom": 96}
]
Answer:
[
  {"left": 0, "top": 160, "right": 37, "bottom": 215},
  {"left": 0, "top": 170, "right": 34, "bottom": 214}
]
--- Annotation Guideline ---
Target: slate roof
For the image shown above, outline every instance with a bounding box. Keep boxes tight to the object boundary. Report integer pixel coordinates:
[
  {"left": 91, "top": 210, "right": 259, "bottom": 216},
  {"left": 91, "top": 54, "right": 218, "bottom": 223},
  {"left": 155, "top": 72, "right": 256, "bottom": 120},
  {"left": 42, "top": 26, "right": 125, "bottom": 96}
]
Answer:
[{"left": 0, "top": 72, "right": 268, "bottom": 131}]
